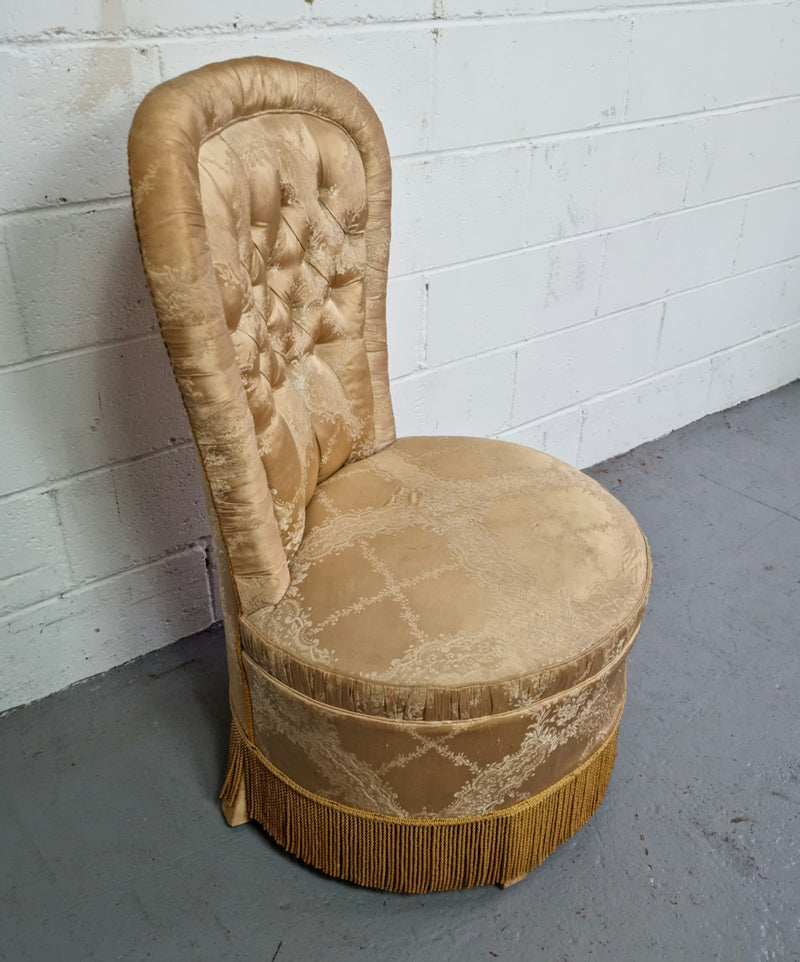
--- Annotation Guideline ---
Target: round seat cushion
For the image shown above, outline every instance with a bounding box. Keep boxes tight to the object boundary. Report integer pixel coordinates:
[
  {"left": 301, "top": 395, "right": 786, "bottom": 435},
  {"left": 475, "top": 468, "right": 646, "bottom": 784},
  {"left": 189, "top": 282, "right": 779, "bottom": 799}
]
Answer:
[{"left": 242, "top": 436, "right": 651, "bottom": 721}]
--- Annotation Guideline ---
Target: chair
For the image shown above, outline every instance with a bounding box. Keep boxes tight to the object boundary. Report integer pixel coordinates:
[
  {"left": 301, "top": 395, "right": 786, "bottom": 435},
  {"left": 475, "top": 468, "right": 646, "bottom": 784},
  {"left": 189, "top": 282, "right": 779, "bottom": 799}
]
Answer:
[{"left": 128, "top": 57, "right": 651, "bottom": 893}]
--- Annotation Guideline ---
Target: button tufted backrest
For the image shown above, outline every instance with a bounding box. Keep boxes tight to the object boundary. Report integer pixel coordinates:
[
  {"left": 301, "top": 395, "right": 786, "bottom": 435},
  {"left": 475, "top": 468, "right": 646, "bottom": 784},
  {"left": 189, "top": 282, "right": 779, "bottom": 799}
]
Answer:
[{"left": 129, "top": 59, "right": 395, "bottom": 612}]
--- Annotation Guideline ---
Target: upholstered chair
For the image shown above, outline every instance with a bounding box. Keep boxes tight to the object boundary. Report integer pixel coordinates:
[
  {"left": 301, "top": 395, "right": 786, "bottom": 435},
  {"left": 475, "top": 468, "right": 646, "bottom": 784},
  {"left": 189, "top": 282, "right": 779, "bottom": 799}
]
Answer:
[{"left": 128, "top": 57, "right": 651, "bottom": 893}]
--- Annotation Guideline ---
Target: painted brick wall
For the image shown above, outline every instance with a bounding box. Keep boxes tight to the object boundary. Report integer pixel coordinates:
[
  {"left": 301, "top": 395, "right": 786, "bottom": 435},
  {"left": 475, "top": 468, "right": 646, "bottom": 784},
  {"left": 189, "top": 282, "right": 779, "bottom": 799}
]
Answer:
[{"left": 2, "top": 0, "right": 799, "bottom": 711}]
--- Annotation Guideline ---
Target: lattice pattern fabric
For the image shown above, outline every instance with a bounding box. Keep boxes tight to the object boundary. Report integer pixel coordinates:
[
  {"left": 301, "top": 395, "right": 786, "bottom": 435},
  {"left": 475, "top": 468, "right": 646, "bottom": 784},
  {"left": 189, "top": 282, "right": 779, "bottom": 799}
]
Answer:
[
  {"left": 129, "top": 57, "right": 652, "bottom": 893},
  {"left": 243, "top": 437, "right": 649, "bottom": 722}
]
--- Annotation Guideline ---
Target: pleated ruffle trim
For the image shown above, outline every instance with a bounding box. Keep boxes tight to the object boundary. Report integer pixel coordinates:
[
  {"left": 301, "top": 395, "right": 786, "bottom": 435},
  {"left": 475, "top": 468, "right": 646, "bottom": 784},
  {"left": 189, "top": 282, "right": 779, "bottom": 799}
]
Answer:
[{"left": 220, "top": 713, "right": 620, "bottom": 893}]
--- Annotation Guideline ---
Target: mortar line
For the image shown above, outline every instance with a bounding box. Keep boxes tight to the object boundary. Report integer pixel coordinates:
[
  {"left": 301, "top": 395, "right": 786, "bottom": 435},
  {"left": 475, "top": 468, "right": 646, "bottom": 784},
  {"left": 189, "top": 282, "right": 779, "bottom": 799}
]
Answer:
[
  {"left": 0, "top": 441, "right": 195, "bottom": 505},
  {"left": 497, "top": 401, "right": 584, "bottom": 435},
  {"left": 390, "top": 294, "right": 800, "bottom": 386},
  {"left": 0, "top": 331, "right": 160, "bottom": 376},
  {"left": 0, "top": 0, "right": 788, "bottom": 47},
  {"left": 3, "top": 96, "right": 799, "bottom": 219},
  {"left": 388, "top": 179, "right": 800, "bottom": 282},
  {"left": 584, "top": 320, "right": 800, "bottom": 407},
  {"left": 0, "top": 195, "right": 130, "bottom": 220},
  {"left": 392, "top": 93, "right": 800, "bottom": 162},
  {"left": 47, "top": 485, "right": 79, "bottom": 583},
  {"left": 0, "top": 542, "right": 213, "bottom": 627}
]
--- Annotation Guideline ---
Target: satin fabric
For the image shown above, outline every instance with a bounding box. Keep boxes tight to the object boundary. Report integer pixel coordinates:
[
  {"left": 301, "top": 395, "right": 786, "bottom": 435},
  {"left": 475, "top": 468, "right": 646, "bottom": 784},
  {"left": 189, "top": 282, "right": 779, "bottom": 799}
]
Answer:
[
  {"left": 129, "top": 56, "right": 652, "bottom": 833},
  {"left": 129, "top": 59, "right": 395, "bottom": 612}
]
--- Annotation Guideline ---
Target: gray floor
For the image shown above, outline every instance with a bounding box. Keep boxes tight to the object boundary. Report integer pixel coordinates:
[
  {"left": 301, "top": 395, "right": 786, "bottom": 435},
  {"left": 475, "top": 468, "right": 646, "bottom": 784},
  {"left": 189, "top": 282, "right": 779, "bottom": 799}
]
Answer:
[{"left": 2, "top": 383, "right": 799, "bottom": 962}]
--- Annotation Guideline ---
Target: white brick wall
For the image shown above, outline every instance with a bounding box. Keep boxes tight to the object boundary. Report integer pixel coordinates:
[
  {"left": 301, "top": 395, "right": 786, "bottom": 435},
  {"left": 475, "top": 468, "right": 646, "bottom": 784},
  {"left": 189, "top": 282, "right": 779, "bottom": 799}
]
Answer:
[{"left": 2, "top": 0, "right": 799, "bottom": 711}]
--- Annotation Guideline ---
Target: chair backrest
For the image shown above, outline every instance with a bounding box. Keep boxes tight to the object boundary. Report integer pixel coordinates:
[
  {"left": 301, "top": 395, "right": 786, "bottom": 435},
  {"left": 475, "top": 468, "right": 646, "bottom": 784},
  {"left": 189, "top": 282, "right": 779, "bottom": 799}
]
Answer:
[{"left": 129, "top": 58, "right": 396, "bottom": 611}]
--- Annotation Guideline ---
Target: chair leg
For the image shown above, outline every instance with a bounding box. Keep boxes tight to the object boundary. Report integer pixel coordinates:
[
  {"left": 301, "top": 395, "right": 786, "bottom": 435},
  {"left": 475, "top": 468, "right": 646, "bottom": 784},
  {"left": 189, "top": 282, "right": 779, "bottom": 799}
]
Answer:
[
  {"left": 498, "top": 872, "right": 530, "bottom": 890},
  {"left": 221, "top": 776, "right": 249, "bottom": 827}
]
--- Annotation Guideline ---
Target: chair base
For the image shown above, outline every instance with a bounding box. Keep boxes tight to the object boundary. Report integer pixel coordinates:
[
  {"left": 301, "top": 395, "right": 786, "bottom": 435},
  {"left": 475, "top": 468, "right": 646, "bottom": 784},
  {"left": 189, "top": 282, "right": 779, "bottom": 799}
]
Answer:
[
  {"left": 221, "top": 777, "right": 249, "bottom": 827},
  {"left": 498, "top": 871, "right": 531, "bottom": 889},
  {"left": 220, "top": 713, "right": 620, "bottom": 893}
]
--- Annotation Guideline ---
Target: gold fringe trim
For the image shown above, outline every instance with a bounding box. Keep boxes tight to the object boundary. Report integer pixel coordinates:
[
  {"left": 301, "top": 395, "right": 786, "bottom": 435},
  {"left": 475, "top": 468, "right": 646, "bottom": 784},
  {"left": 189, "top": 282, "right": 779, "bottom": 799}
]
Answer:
[{"left": 220, "top": 715, "right": 620, "bottom": 893}]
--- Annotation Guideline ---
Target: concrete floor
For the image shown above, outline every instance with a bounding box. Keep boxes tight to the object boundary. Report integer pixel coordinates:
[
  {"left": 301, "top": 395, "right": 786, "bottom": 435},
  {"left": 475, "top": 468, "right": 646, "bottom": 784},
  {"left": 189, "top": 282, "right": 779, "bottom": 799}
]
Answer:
[{"left": 2, "top": 382, "right": 799, "bottom": 962}]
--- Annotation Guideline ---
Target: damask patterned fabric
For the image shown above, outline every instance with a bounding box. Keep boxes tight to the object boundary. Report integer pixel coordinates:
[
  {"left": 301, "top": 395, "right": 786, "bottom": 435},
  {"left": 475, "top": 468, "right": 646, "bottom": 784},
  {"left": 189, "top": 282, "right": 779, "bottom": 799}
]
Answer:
[
  {"left": 243, "top": 436, "right": 650, "bottom": 722},
  {"left": 236, "top": 434, "right": 650, "bottom": 817},
  {"left": 242, "top": 644, "right": 628, "bottom": 817},
  {"left": 129, "top": 59, "right": 394, "bottom": 612},
  {"left": 200, "top": 113, "right": 379, "bottom": 560},
  {"left": 129, "top": 57, "right": 653, "bottom": 887}
]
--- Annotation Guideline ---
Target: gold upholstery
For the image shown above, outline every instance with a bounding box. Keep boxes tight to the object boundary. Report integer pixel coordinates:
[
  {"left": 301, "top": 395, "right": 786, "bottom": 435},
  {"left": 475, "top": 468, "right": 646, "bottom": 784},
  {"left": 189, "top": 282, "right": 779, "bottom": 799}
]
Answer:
[
  {"left": 129, "top": 57, "right": 652, "bottom": 892},
  {"left": 243, "top": 436, "right": 649, "bottom": 723},
  {"left": 129, "top": 59, "right": 394, "bottom": 612}
]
